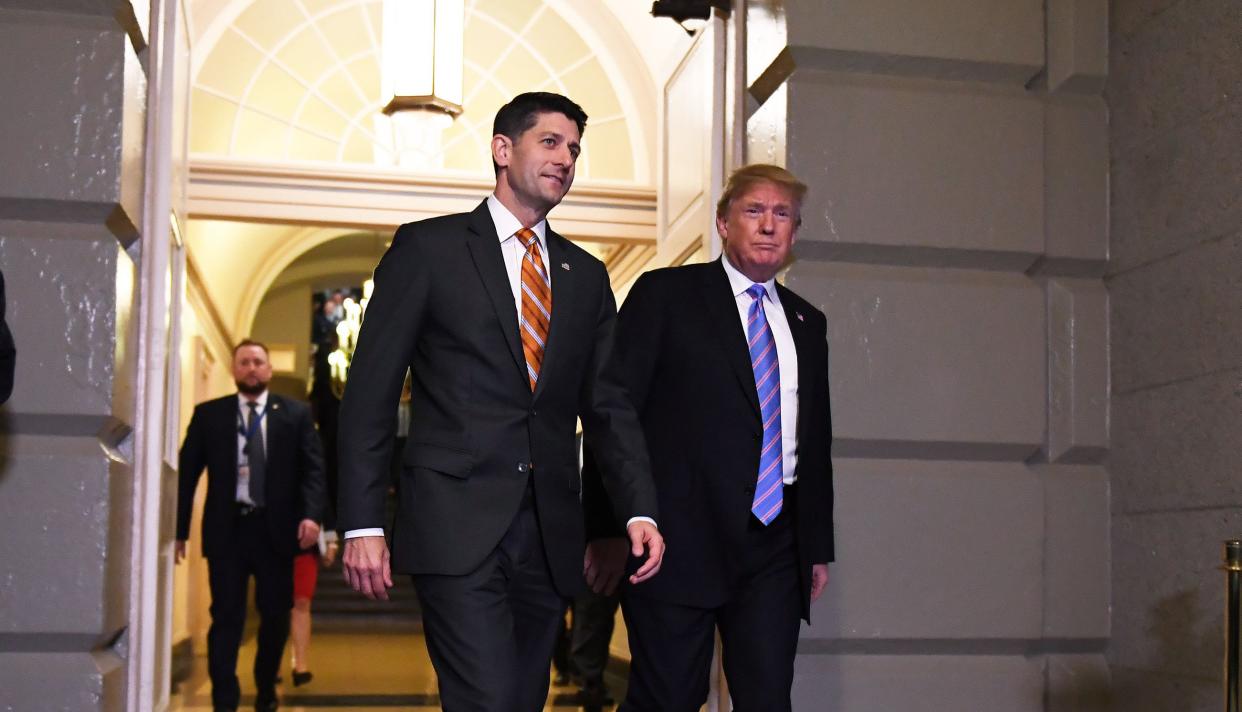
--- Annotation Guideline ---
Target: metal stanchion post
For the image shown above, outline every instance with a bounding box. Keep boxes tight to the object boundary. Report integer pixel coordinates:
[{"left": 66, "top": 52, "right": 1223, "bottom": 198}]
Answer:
[{"left": 1224, "top": 540, "right": 1241, "bottom": 712}]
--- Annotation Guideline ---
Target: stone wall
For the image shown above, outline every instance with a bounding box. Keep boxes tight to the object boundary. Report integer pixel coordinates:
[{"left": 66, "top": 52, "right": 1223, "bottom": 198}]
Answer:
[
  {"left": 748, "top": 1, "right": 1112, "bottom": 708},
  {"left": 1107, "top": 1, "right": 1242, "bottom": 709},
  {"left": 0, "top": 5, "right": 148, "bottom": 709}
]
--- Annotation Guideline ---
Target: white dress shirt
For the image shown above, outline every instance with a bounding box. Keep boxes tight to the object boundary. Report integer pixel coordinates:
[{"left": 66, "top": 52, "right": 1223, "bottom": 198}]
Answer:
[
  {"left": 236, "top": 390, "right": 269, "bottom": 504},
  {"left": 720, "top": 257, "right": 800, "bottom": 484},
  {"left": 346, "top": 196, "right": 654, "bottom": 540},
  {"left": 487, "top": 194, "right": 550, "bottom": 315}
]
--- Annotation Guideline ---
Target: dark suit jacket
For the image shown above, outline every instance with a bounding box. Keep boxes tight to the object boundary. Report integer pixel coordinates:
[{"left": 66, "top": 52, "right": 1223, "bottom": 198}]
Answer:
[
  {"left": 177, "top": 393, "right": 327, "bottom": 559},
  {"left": 337, "top": 200, "right": 656, "bottom": 596},
  {"left": 0, "top": 270, "right": 14, "bottom": 404},
  {"left": 589, "top": 259, "right": 834, "bottom": 620}
]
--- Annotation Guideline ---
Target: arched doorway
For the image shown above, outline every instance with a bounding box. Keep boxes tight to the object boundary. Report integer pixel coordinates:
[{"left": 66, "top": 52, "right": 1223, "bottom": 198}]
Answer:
[{"left": 168, "top": 0, "right": 716, "bottom": 708}]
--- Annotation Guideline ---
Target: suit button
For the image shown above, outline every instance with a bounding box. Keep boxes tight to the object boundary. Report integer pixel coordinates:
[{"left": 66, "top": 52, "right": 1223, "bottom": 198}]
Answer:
[
  {"left": 517, "top": 462, "right": 529, "bottom": 473},
  {"left": 530, "top": 409, "right": 537, "bottom": 417}
]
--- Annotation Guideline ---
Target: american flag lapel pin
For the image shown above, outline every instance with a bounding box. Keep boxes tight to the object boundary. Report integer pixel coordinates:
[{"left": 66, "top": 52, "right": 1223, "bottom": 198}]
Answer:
[
  {"left": 271, "top": 402, "right": 280, "bottom": 410},
  {"left": 796, "top": 312, "right": 805, "bottom": 322},
  {"left": 561, "top": 262, "right": 571, "bottom": 271}
]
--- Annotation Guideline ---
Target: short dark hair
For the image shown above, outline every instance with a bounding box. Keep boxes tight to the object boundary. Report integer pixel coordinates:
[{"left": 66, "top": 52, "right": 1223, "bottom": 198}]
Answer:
[
  {"left": 233, "top": 338, "right": 269, "bottom": 357},
  {"left": 492, "top": 92, "right": 588, "bottom": 174}
]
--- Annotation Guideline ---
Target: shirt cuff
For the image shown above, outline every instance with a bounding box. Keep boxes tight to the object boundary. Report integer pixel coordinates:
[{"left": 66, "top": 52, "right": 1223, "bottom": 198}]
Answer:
[
  {"left": 344, "top": 528, "right": 385, "bottom": 539},
  {"left": 626, "top": 516, "right": 657, "bottom": 529}
]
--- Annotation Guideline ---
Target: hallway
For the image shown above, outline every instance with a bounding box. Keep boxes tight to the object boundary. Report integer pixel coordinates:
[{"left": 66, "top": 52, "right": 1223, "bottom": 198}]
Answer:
[
  {"left": 170, "top": 627, "right": 624, "bottom": 711},
  {"left": 1, "top": 0, "right": 1167, "bottom": 709},
  {"left": 171, "top": 557, "right": 625, "bottom": 711}
]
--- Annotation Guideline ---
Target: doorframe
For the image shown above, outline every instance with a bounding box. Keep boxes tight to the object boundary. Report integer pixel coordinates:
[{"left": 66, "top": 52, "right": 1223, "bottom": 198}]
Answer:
[{"left": 128, "top": 0, "right": 187, "bottom": 708}]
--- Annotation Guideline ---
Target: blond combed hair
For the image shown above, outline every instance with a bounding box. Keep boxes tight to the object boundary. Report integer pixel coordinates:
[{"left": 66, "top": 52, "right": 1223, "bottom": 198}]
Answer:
[{"left": 715, "top": 164, "right": 808, "bottom": 227}]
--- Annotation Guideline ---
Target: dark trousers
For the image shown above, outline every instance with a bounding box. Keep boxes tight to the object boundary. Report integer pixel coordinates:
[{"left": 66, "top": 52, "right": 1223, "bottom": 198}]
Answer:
[
  {"left": 206, "top": 509, "right": 294, "bottom": 710},
  {"left": 570, "top": 587, "right": 620, "bottom": 685},
  {"left": 620, "top": 493, "right": 803, "bottom": 712},
  {"left": 414, "top": 488, "right": 567, "bottom": 712}
]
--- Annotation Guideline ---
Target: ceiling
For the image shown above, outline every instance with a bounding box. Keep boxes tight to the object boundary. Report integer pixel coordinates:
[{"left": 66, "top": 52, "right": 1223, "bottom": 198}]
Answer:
[{"left": 185, "top": 0, "right": 692, "bottom": 183}]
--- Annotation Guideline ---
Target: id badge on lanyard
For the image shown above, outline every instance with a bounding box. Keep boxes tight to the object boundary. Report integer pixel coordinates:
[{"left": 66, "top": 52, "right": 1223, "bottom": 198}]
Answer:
[{"left": 236, "top": 407, "right": 265, "bottom": 501}]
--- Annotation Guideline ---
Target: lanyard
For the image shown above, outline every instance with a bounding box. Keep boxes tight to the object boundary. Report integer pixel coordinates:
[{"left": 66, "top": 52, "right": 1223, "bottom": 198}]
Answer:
[{"left": 237, "top": 404, "right": 268, "bottom": 444}]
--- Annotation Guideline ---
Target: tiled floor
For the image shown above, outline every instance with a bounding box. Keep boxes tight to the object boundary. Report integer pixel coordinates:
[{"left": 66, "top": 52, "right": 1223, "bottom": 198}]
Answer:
[{"left": 169, "top": 627, "right": 621, "bottom": 711}]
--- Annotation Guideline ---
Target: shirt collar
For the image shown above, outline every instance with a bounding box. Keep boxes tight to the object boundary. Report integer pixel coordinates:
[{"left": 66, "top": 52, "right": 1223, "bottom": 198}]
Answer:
[
  {"left": 487, "top": 194, "right": 548, "bottom": 251},
  {"left": 238, "top": 390, "right": 269, "bottom": 411},
  {"left": 721, "top": 255, "right": 780, "bottom": 305}
]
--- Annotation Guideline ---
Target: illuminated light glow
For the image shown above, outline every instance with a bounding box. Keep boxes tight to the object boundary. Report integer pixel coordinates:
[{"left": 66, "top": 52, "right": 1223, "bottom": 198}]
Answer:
[
  {"left": 380, "top": 0, "right": 464, "bottom": 116},
  {"left": 379, "top": 0, "right": 465, "bottom": 170}
]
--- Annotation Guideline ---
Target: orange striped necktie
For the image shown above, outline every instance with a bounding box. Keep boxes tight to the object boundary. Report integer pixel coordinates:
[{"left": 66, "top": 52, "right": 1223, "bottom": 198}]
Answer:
[{"left": 517, "top": 227, "right": 551, "bottom": 390}]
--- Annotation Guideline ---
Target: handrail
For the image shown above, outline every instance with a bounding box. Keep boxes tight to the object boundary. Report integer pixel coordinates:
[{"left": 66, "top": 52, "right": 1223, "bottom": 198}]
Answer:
[{"left": 1223, "top": 540, "right": 1241, "bottom": 712}]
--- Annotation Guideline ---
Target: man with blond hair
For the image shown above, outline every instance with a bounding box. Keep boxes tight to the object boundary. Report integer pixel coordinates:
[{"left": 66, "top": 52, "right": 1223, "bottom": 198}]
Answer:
[{"left": 587, "top": 164, "right": 835, "bottom": 711}]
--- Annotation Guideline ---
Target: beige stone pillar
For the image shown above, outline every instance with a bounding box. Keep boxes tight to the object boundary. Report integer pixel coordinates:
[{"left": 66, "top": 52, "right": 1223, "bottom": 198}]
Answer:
[
  {"left": 0, "top": 3, "right": 149, "bottom": 708},
  {"left": 745, "top": 1, "right": 1111, "bottom": 708},
  {"left": 1108, "top": 2, "right": 1242, "bottom": 709}
]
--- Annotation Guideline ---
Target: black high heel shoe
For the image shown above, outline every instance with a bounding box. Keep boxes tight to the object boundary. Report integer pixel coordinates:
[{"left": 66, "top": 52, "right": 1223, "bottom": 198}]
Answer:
[{"left": 292, "top": 670, "right": 313, "bottom": 687}]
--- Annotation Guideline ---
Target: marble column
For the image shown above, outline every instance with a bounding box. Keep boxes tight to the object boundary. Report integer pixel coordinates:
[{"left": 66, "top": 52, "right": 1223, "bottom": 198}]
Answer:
[
  {"left": 0, "top": 3, "right": 149, "bottom": 708},
  {"left": 745, "top": 1, "right": 1111, "bottom": 708}
]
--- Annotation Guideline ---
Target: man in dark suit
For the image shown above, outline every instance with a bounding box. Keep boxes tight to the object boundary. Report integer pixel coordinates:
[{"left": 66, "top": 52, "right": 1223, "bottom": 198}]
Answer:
[
  {"left": 336, "top": 92, "right": 665, "bottom": 712},
  {"left": 176, "top": 339, "right": 327, "bottom": 712},
  {"left": 592, "top": 164, "right": 835, "bottom": 711}
]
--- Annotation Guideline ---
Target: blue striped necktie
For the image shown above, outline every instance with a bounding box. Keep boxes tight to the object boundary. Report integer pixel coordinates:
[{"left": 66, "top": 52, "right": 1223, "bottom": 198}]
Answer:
[{"left": 746, "top": 284, "right": 783, "bottom": 525}]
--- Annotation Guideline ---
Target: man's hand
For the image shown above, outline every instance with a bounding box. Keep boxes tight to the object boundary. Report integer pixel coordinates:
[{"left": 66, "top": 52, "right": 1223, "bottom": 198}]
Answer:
[
  {"left": 810, "top": 563, "right": 830, "bottom": 603},
  {"left": 174, "top": 540, "right": 187, "bottom": 564},
  {"left": 626, "top": 521, "right": 664, "bottom": 585},
  {"left": 583, "top": 538, "right": 629, "bottom": 596},
  {"left": 322, "top": 540, "right": 339, "bottom": 568},
  {"left": 343, "top": 535, "right": 393, "bottom": 600},
  {"left": 297, "top": 519, "right": 321, "bottom": 550}
]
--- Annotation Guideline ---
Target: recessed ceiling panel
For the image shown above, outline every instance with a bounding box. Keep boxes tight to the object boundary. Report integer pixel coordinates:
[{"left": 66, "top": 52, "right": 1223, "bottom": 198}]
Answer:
[
  {"left": 191, "top": 0, "right": 644, "bottom": 183},
  {"left": 235, "top": 0, "right": 295, "bottom": 50},
  {"left": 527, "top": 11, "right": 590, "bottom": 70},
  {"left": 234, "top": 108, "right": 291, "bottom": 158},
  {"left": 190, "top": 89, "right": 238, "bottom": 153},
  {"left": 197, "top": 30, "right": 264, "bottom": 97},
  {"left": 247, "top": 63, "right": 306, "bottom": 119},
  {"left": 276, "top": 27, "right": 338, "bottom": 83},
  {"left": 294, "top": 94, "right": 350, "bottom": 139},
  {"left": 477, "top": 0, "right": 540, "bottom": 37}
]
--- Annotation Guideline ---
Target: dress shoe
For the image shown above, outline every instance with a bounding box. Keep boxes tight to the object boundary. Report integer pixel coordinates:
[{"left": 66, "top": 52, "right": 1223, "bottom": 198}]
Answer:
[
  {"left": 292, "top": 670, "right": 313, "bottom": 686},
  {"left": 579, "top": 679, "right": 614, "bottom": 706},
  {"left": 254, "top": 689, "right": 278, "bottom": 711}
]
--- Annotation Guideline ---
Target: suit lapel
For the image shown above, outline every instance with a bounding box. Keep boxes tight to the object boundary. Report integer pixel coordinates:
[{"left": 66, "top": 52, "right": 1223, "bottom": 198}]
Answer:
[
  {"left": 223, "top": 397, "right": 241, "bottom": 480},
  {"left": 698, "top": 260, "right": 762, "bottom": 419},
  {"left": 533, "top": 228, "right": 574, "bottom": 402},
  {"left": 265, "top": 394, "right": 284, "bottom": 453},
  {"left": 465, "top": 201, "right": 527, "bottom": 383}
]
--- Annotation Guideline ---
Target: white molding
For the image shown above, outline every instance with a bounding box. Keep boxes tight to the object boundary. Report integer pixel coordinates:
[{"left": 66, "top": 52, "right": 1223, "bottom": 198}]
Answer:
[
  {"left": 234, "top": 226, "right": 355, "bottom": 336},
  {"left": 186, "top": 154, "right": 659, "bottom": 336},
  {"left": 130, "top": 1, "right": 181, "bottom": 709},
  {"left": 188, "top": 156, "right": 659, "bottom": 243}
]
